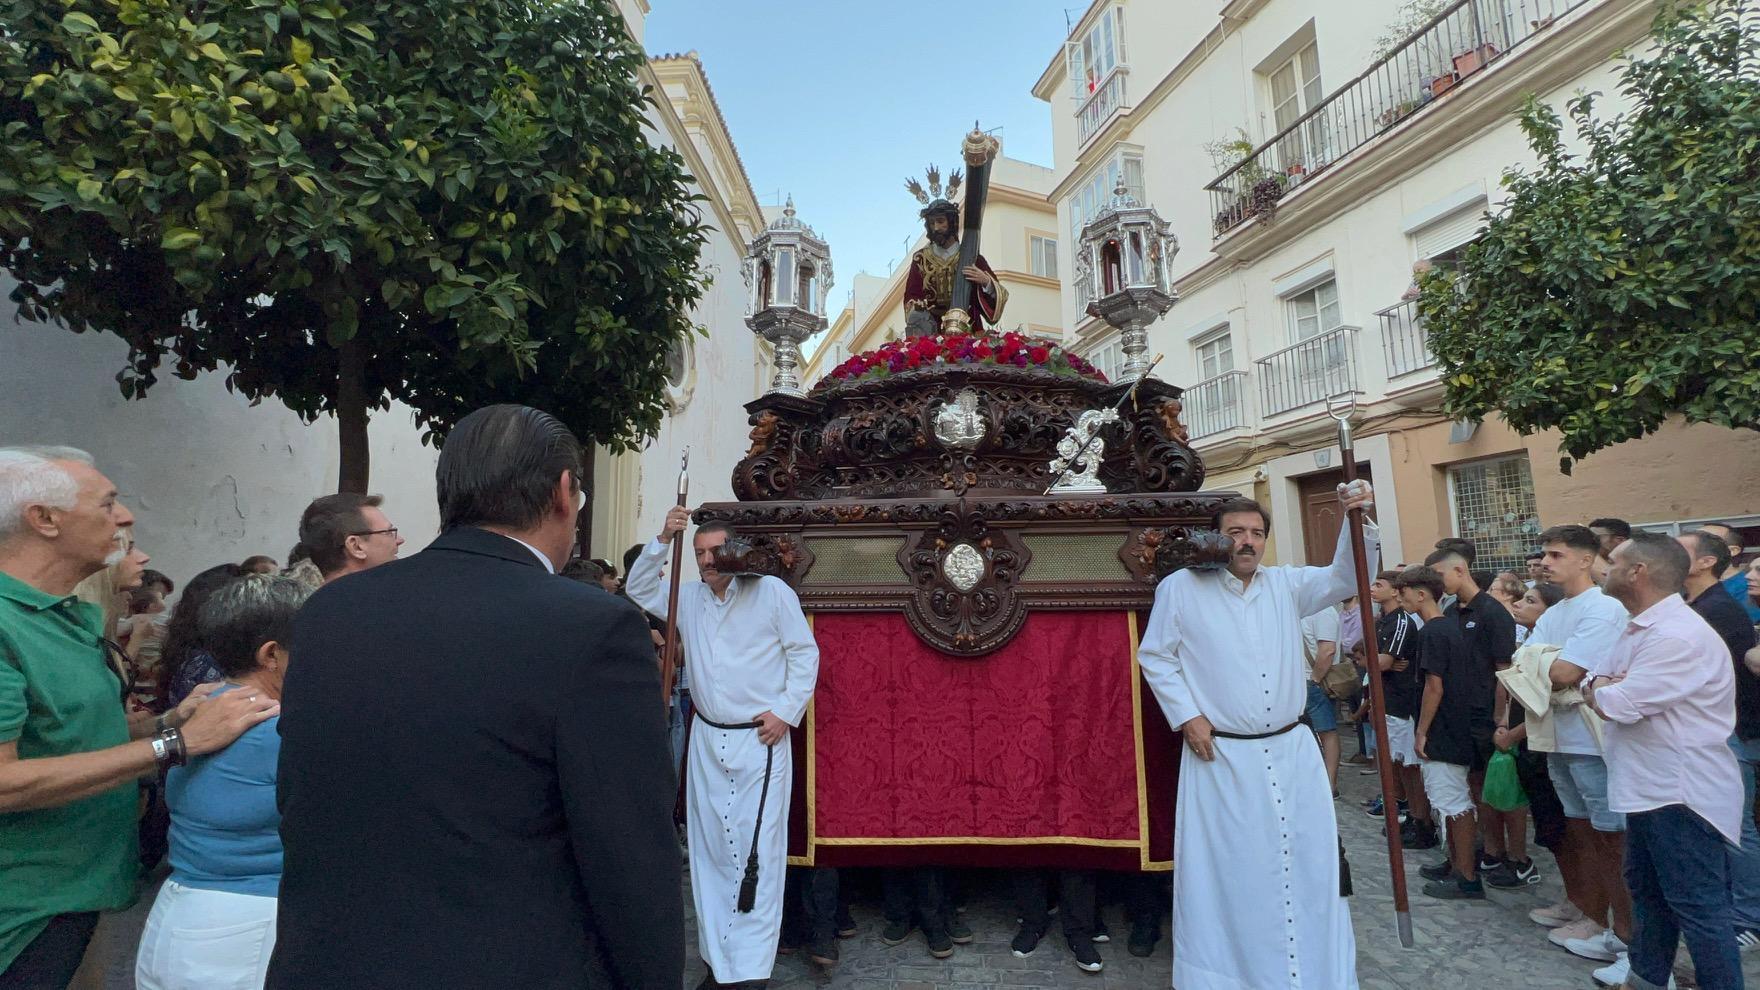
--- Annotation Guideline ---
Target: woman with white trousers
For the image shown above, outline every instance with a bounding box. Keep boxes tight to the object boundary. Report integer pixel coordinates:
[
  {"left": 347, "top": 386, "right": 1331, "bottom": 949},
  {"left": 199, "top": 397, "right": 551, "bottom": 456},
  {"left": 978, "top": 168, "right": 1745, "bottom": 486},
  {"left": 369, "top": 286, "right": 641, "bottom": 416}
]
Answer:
[{"left": 136, "top": 574, "right": 307, "bottom": 990}]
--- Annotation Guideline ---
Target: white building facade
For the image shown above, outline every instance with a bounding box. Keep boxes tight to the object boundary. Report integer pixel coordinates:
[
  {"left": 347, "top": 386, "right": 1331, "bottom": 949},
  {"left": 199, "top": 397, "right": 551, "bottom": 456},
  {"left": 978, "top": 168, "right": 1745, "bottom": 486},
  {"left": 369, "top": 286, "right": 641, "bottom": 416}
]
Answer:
[{"left": 1037, "top": 0, "right": 1760, "bottom": 566}]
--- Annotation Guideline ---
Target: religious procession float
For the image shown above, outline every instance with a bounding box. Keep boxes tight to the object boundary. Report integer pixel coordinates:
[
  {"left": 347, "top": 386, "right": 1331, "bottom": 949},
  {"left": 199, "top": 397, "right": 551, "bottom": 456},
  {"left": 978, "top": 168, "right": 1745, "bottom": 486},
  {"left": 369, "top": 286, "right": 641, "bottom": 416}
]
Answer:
[{"left": 701, "top": 128, "right": 1236, "bottom": 871}]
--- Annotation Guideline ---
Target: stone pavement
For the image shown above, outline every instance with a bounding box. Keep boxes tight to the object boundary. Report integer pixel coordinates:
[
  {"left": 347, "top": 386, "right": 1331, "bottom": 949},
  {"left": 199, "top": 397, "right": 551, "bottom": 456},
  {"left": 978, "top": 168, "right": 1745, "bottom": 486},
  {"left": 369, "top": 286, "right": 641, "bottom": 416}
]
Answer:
[{"left": 691, "top": 734, "right": 1760, "bottom": 989}]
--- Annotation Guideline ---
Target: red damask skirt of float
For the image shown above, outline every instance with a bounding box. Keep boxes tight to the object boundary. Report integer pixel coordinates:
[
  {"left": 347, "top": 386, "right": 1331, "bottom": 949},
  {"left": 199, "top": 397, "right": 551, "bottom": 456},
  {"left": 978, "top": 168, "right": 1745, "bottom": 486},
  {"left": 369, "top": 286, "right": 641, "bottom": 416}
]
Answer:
[{"left": 702, "top": 350, "right": 1233, "bottom": 872}]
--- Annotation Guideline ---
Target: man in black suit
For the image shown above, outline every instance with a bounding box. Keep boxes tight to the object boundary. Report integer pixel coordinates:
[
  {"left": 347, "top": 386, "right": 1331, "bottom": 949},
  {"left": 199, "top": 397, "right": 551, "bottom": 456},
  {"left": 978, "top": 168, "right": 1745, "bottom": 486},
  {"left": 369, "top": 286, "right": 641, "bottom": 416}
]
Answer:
[{"left": 268, "top": 404, "right": 682, "bottom": 989}]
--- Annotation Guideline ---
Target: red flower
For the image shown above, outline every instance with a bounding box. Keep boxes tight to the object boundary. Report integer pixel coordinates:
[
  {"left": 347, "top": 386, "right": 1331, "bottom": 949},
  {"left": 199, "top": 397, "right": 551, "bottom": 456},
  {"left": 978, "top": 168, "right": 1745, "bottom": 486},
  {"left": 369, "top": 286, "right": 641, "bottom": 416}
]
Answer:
[{"left": 1028, "top": 345, "right": 1051, "bottom": 363}]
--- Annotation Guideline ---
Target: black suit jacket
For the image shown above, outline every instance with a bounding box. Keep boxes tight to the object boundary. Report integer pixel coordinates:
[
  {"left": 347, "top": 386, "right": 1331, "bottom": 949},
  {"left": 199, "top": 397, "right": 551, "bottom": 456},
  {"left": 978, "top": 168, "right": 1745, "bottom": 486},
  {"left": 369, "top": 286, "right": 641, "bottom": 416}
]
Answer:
[{"left": 267, "top": 527, "right": 682, "bottom": 990}]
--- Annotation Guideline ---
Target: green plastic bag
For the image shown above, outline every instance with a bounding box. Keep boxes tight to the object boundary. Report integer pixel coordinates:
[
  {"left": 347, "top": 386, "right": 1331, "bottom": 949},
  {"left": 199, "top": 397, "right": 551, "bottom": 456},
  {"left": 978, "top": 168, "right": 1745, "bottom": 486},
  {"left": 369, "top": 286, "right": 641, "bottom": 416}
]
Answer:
[{"left": 1482, "top": 748, "right": 1528, "bottom": 811}]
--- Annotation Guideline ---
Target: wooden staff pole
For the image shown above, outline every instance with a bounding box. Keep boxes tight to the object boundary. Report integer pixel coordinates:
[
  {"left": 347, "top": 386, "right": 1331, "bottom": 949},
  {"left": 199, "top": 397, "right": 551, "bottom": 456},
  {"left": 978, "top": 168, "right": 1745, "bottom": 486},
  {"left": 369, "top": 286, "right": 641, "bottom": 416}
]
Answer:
[
  {"left": 659, "top": 449, "right": 689, "bottom": 708},
  {"left": 1327, "top": 393, "right": 1414, "bottom": 948}
]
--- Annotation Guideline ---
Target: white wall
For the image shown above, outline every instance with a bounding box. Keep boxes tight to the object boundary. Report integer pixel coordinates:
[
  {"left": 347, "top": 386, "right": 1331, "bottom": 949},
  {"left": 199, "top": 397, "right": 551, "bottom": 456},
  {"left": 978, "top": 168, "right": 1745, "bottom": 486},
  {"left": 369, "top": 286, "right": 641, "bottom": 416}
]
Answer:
[
  {"left": 598, "top": 219, "right": 763, "bottom": 561},
  {"left": 0, "top": 298, "right": 443, "bottom": 587}
]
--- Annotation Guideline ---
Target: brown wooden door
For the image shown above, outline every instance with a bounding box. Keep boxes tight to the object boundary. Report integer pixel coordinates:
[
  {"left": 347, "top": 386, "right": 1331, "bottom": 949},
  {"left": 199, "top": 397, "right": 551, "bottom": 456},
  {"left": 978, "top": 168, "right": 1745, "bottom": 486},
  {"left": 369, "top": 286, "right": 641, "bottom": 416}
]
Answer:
[{"left": 1298, "top": 463, "right": 1371, "bottom": 565}]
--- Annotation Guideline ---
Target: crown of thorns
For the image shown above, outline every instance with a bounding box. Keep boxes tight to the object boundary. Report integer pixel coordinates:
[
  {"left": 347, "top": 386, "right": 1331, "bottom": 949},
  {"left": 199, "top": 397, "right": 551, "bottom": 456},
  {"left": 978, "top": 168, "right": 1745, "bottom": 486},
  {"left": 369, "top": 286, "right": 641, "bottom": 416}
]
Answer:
[{"left": 904, "top": 164, "right": 963, "bottom": 207}]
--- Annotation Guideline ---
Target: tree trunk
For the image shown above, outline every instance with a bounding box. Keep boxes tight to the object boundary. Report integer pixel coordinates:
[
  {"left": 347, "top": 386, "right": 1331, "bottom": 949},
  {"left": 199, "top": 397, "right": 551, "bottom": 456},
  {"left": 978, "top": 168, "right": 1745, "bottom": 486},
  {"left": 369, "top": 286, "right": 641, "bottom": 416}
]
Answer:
[
  {"left": 336, "top": 337, "right": 370, "bottom": 494},
  {"left": 573, "top": 453, "right": 594, "bottom": 560}
]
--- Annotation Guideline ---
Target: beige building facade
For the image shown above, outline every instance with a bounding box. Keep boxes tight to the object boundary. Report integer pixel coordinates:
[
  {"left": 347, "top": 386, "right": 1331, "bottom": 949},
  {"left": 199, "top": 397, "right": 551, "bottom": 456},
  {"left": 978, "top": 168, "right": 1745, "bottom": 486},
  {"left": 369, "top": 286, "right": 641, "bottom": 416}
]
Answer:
[
  {"left": 1036, "top": 0, "right": 1759, "bottom": 567},
  {"left": 801, "top": 155, "right": 1065, "bottom": 386}
]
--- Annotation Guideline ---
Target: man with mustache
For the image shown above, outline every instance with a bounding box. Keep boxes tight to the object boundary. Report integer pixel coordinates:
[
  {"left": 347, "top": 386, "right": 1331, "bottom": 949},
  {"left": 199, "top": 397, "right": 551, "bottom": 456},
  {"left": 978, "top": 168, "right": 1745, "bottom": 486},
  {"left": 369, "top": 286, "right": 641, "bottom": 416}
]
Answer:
[
  {"left": 1138, "top": 484, "right": 1378, "bottom": 989},
  {"left": 902, "top": 199, "right": 1007, "bottom": 336}
]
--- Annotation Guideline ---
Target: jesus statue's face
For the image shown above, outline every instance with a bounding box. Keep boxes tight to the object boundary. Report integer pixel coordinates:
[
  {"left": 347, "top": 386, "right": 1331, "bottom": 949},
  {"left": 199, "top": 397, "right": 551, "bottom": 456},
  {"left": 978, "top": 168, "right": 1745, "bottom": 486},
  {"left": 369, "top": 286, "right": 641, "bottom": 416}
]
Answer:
[{"left": 927, "top": 214, "right": 957, "bottom": 248}]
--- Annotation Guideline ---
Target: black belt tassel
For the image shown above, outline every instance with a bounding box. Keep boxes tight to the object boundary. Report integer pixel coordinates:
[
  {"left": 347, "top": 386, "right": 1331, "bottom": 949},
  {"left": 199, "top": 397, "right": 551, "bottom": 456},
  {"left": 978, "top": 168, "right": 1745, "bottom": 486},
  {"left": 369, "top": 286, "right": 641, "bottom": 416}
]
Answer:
[{"left": 695, "top": 711, "right": 773, "bottom": 914}]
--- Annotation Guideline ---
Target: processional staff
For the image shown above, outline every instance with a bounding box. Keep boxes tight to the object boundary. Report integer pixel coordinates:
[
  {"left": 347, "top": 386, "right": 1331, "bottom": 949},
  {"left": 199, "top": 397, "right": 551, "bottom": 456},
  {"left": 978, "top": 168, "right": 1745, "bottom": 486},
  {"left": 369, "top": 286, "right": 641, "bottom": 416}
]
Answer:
[
  {"left": 1327, "top": 392, "right": 1415, "bottom": 949},
  {"left": 660, "top": 448, "right": 688, "bottom": 708}
]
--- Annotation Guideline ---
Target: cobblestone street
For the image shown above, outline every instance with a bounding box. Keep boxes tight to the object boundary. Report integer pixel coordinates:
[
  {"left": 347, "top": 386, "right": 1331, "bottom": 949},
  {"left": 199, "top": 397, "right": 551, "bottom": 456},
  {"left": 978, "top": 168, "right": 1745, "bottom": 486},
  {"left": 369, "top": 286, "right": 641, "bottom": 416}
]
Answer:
[{"left": 691, "top": 736, "right": 1760, "bottom": 989}]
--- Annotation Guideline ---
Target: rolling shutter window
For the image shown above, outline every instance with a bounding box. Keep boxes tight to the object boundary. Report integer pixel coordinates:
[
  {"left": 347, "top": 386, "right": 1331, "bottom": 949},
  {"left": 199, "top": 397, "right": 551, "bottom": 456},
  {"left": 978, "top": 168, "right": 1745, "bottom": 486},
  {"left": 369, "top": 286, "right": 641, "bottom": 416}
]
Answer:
[{"left": 1413, "top": 208, "right": 1485, "bottom": 260}]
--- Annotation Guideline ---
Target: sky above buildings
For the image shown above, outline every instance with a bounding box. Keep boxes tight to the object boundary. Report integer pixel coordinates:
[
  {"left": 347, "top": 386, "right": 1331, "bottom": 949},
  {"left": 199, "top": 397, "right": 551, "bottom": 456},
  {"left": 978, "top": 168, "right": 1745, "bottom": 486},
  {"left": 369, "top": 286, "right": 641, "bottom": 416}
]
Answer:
[{"left": 646, "top": 0, "right": 1069, "bottom": 315}]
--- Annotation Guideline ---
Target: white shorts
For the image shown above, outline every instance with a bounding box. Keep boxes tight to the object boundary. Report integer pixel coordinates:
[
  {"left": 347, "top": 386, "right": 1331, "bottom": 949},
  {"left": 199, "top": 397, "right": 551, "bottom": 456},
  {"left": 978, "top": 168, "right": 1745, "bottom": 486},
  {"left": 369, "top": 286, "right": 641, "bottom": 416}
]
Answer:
[
  {"left": 136, "top": 879, "right": 278, "bottom": 990},
  {"left": 1421, "top": 760, "right": 1474, "bottom": 820},
  {"left": 1383, "top": 715, "right": 1419, "bottom": 765}
]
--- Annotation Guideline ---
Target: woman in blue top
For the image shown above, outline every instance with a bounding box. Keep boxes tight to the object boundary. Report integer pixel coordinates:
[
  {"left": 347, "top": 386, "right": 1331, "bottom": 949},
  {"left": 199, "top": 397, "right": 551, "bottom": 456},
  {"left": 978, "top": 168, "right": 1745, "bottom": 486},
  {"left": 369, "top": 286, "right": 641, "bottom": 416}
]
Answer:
[{"left": 135, "top": 574, "right": 310, "bottom": 990}]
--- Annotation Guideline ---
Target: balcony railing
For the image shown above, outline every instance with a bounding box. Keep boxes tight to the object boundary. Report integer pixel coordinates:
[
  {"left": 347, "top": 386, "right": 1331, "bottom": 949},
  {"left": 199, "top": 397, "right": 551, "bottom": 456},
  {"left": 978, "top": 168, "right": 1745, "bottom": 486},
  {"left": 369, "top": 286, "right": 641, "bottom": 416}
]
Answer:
[
  {"left": 1205, "top": 0, "right": 1589, "bottom": 237},
  {"left": 1077, "top": 68, "right": 1129, "bottom": 146},
  {"left": 1257, "top": 326, "right": 1360, "bottom": 416},
  {"left": 1184, "top": 370, "right": 1251, "bottom": 440},
  {"left": 1377, "top": 298, "right": 1438, "bottom": 378}
]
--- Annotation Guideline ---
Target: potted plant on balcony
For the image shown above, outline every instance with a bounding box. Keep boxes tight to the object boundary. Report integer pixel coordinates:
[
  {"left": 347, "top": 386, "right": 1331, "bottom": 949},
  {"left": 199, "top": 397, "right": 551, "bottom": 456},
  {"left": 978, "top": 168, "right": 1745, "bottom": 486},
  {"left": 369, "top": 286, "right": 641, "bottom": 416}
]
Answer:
[
  {"left": 1247, "top": 174, "right": 1287, "bottom": 218},
  {"left": 1205, "top": 130, "right": 1260, "bottom": 234},
  {"left": 1452, "top": 42, "right": 1499, "bottom": 78}
]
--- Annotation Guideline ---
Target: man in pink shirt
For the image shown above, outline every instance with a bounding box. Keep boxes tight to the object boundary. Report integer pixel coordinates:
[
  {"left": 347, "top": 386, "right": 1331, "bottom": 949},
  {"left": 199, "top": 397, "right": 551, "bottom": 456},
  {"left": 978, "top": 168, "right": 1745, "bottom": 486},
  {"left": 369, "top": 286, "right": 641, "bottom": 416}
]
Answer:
[{"left": 1586, "top": 532, "right": 1742, "bottom": 990}]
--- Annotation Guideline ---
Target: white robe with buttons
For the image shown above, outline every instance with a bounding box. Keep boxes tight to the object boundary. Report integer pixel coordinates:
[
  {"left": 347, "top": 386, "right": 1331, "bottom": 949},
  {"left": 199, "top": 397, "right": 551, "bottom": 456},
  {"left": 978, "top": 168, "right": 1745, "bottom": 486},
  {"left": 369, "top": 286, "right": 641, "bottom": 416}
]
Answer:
[
  {"left": 626, "top": 539, "right": 819, "bottom": 983},
  {"left": 1138, "top": 522, "right": 1377, "bottom": 990}
]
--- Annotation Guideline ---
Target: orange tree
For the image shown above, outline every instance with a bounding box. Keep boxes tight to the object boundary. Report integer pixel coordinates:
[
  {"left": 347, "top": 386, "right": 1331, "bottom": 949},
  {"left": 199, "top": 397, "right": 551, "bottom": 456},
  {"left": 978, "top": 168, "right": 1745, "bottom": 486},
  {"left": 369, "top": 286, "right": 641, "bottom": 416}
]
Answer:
[
  {"left": 1, "top": 0, "right": 707, "bottom": 490},
  {"left": 1418, "top": 5, "right": 1759, "bottom": 472}
]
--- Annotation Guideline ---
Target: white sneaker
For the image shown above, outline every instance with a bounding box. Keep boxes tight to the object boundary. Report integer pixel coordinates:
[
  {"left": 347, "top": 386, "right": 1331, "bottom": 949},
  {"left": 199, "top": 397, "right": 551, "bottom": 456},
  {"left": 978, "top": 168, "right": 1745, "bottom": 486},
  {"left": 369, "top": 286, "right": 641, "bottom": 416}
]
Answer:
[
  {"left": 1592, "top": 953, "right": 1628, "bottom": 989},
  {"left": 1529, "top": 900, "right": 1586, "bottom": 928},
  {"left": 1547, "top": 916, "right": 1604, "bottom": 948},
  {"left": 1593, "top": 952, "right": 1676, "bottom": 988},
  {"left": 1564, "top": 928, "right": 1628, "bottom": 962}
]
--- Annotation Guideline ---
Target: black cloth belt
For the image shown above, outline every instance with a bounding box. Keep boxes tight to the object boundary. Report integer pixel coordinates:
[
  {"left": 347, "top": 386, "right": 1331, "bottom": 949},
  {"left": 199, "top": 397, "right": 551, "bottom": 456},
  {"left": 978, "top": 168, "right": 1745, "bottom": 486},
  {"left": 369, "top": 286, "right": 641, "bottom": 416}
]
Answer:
[
  {"left": 1211, "top": 720, "right": 1302, "bottom": 740},
  {"left": 693, "top": 710, "right": 772, "bottom": 913}
]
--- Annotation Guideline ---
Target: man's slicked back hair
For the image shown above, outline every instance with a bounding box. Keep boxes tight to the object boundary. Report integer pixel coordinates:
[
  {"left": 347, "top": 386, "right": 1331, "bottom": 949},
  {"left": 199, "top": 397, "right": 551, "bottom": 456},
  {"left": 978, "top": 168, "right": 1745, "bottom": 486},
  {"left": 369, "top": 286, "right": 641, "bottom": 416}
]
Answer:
[{"left": 437, "top": 405, "right": 584, "bottom": 532}]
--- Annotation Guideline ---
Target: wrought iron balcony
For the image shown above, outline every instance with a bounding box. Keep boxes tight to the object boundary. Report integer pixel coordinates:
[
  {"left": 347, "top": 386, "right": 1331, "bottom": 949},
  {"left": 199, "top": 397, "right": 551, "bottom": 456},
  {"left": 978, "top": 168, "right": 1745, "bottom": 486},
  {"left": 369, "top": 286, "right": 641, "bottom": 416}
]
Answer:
[
  {"left": 1256, "top": 326, "right": 1359, "bottom": 416},
  {"left": 1077, "top": 68, "right": 1129, "bottom": 147},
  {"left": 1183, "top": 370, "right": 1251, "bottom": 439},
  {"left": 1377, "top": 298, "right": 1438, "bottom": 378},
  {"left": 1205, "top": 0, "right": 1590, "bottom": 237}
]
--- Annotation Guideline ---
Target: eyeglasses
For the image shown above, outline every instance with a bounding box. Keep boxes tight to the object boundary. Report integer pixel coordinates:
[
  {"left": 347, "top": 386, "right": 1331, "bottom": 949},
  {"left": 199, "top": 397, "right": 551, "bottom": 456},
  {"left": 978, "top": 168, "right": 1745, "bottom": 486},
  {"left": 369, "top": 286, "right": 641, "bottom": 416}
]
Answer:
[{"left": 352, "top": 528, "right": 398, "bottom": 540}]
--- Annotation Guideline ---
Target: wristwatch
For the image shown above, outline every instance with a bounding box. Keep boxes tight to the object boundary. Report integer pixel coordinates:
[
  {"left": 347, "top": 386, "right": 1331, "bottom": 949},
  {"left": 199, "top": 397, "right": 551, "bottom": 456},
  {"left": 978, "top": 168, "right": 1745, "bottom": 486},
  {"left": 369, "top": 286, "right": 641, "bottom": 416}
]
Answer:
[{"left": 149, "top": 727, "right": 187, "bottom": 768}]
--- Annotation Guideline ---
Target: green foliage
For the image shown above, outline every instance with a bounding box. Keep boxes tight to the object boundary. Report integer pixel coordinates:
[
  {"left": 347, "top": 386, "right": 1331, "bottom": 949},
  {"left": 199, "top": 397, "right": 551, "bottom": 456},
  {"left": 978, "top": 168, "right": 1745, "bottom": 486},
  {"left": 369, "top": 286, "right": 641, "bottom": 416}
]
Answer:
[
  {"left": 0, "top": 0, "right": 709, "bottom": 461},
  {"left": 1418, "top": 4, "right": 1760, "bottom": 472},
  {"left": 1369, "top": 0, "right": 1451, "bottom": 63}
]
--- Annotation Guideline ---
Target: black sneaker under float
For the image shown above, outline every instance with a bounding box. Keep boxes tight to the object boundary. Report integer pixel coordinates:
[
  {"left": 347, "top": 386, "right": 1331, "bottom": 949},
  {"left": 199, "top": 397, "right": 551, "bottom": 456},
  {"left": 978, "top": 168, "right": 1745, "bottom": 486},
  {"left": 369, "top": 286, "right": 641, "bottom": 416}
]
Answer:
[
  {"left": 835, "top": 907, "right": 857, "bottom": 939},
  {"left": 1069, "top": 937, "right": 1104, "bottom": 973},
  {"left": 1127, "top": 923, "right": 1158, "bottom": 958},
  {"left": 924, "top": 926, "right": 954, "bottom": 959},
  {"left": 1484, "top": 858, "right": 1541, "bottom": 889},
  {"left": 1011, "top": 924, "right": 1045, "bottom": 957},
  {"left": 1090, "top": 919, "right": 1110, "bottom": 943},
  {"left": 806, "top": 938, "right": 839, "bottom": 968},
  {"left": 947, "top": 916, "right": 974, "bottom": 945},
  {"left": 879, "top": 918, "right": 912, "bottom": 946},
  {"left": 1478, "top": 852, "right": 1504, "bottom": 875},
  {"left": 1418, "top": 859, "right": 1453, "bottom": 882},
  {"left": 1422, "top": 872, "right": 1486, "bottom": 900}
]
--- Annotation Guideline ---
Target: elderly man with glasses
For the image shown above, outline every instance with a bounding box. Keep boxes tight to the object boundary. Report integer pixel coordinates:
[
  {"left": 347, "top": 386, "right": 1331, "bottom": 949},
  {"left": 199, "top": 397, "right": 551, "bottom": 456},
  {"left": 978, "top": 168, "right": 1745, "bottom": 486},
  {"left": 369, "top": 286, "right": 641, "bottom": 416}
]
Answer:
[{"left": 0, "top": 446, "right": 276, "bottom": 989}]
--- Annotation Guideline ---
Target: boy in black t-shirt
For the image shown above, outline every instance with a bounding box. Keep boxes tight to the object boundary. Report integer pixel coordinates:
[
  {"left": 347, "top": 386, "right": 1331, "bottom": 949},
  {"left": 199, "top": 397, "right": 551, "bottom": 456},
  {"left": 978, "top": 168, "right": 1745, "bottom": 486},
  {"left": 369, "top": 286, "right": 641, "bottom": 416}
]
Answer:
[
  {"left": 1363, "top": 570, "right": 1437, "bottom": 849},
  {"left": 1397, "top": 565, "right": 1494, "bottom": 900},
  {"left": 1424, "top": 546, "right": 1525, "bottom": 883}
]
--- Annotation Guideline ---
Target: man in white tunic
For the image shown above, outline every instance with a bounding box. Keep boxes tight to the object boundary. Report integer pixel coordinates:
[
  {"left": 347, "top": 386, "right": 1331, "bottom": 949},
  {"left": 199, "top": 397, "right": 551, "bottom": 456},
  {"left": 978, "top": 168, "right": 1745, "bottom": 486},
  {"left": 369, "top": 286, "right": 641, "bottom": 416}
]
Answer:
[
  {"left": 626, "top": 506, "right": 819, "bottom": 989},
  {"left": 1139, "top": 487, "right": 1378, "bottom": 990}
]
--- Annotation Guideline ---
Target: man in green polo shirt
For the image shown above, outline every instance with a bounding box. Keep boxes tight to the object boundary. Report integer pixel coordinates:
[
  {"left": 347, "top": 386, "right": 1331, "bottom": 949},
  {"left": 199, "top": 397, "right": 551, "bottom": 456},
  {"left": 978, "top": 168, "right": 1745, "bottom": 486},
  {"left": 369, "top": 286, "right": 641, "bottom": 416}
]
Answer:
[{"left": 0, "top": 447, "right": 280, "bottom": 988}]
